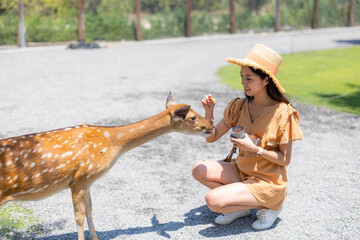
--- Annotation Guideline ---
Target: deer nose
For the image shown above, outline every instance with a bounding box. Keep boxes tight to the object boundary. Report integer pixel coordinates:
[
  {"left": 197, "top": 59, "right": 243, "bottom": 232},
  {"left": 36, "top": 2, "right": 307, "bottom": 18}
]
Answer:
[{"left": 204, "top": 129, "right": 213, "bottom": 135}]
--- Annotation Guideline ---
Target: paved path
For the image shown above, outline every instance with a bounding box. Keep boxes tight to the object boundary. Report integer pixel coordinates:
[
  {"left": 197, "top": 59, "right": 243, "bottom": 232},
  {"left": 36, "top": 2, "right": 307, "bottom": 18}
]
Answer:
[{"left": 0, "top": 27, "right": 359, "bottom": 239}]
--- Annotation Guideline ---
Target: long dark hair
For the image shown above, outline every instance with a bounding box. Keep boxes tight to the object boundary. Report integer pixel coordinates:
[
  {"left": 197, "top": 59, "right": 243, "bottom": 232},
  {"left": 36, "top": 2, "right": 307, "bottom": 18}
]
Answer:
[{"left": 246, "top": 66, "right": 290, "bottom": 104}]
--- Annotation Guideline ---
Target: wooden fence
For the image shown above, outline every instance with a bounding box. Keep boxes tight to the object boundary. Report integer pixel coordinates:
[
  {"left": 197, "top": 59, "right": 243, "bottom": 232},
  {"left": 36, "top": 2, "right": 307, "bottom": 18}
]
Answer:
[{"left": 17, "top": 0, "right": 356, "bottom": 47}]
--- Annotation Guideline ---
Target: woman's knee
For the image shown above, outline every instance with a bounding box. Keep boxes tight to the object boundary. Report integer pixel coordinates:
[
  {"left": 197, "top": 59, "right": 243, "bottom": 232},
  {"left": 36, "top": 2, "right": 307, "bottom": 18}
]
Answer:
[
  {"left": 205, "top": 190, "right": 223, "bottom": 212},
  {"left": 192, "top": 160, "right": 209, "bottom": 180}
]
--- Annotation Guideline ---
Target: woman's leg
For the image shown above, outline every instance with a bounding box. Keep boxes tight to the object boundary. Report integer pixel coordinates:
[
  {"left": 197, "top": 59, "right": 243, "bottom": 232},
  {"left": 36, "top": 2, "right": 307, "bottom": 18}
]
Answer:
[
  {"left": 192, "top": 160, "right": 239, "bottom": 189},
  {"left": 205, "top": 182, "right": 263, "bottom": 213},
  {"left": 192, "top": 160, "right": 262, "bottom": 213}
]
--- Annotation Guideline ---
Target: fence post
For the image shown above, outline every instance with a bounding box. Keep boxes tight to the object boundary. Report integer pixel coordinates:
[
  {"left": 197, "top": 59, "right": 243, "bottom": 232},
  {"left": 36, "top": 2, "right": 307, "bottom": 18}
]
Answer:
[
  {"left": 347, "top": 0, "right": 354, "bottom": 26},
  {"left": 229, "top": 0, "right": 236, "bottom": 34},
  {"left": 135, "top": 0, "right": 141, "bottom": 40},
  {"left": 275, "top": 0, "right": 281, "bottom": 32},
  {"left": 186, "top": 0, "right": 192, "bottom": 37},
  {"left": 312, "top": 0, "right": 319, "bottom": 29},
  {"left": 18, "top": 0, "right": 26, "bottom": 47},
  {"left": 78, "top": 0, "right": 86, "bottom": 42}
]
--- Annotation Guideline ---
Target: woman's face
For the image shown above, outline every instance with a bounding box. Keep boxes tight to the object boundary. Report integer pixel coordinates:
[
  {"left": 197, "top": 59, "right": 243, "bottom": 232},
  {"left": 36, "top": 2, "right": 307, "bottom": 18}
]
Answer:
[{"left": 240, "top": 66, "right": 268, "bottom": 97}]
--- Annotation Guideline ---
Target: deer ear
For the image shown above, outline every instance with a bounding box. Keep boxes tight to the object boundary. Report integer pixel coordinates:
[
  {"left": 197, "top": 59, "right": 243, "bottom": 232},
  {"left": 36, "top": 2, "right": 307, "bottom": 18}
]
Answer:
[
  {"left": 166, "top": 91, "right": 175, "bottom": 109},
  {"left": 173, "top": 105, "right": 191, "bottom": 121}
]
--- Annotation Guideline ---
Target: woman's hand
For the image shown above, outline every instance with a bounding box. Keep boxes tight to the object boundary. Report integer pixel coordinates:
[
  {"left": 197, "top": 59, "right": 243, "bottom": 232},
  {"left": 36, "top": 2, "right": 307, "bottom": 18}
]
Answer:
[
  {"left": 201, "top": 94, "right": 216, "bottom": 119},
  {"left": 230, "top": 134, "right": 258, "bottom": 153}
]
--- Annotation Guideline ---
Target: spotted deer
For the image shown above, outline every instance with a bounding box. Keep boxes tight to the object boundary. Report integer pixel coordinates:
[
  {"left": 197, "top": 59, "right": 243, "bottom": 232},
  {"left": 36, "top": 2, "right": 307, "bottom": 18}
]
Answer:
[{"left": 0, "top": 92, "right": 213, "bottom": 240}]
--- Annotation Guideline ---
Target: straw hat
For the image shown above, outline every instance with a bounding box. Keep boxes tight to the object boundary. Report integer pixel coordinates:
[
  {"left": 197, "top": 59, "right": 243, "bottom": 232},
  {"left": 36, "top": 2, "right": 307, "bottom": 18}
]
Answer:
[{"left": 226, "top": 44, "right": 285, "bottom": 93}]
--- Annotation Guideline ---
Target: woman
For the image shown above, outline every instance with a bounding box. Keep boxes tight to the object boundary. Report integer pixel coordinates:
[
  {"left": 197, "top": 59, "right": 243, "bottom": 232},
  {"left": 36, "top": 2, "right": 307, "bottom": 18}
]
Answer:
[{"left": 192, "top": 44, "right": 303, "bottom": 230}]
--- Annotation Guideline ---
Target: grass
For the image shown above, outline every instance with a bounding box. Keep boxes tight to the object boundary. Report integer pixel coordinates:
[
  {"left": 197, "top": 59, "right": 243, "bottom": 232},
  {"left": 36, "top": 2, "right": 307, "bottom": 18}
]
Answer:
[
  {"left": 0, "top": 202, "right": 44, "bottom": 239},
  {"left": 217, "top": 46, "right": 360, "bottom": 115}
]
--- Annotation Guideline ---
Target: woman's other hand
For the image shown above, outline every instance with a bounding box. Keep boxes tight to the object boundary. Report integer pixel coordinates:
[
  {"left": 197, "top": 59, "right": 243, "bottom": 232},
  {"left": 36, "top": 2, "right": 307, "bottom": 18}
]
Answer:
[{"left": 230, "top": 134, "right": 258, "bottom": 153}]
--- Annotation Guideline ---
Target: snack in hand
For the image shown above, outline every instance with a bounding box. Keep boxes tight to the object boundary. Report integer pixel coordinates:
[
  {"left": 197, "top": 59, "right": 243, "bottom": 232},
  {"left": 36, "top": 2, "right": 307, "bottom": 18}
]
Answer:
[{"left": 209, "top": 96, "right": 216, "bottom": 103}]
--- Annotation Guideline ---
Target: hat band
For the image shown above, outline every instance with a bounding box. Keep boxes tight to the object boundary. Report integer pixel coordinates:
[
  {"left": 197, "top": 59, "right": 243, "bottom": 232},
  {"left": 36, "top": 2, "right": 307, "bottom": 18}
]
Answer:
[{"left": 246, "top": 51, "right": 279, "bottom": 76}]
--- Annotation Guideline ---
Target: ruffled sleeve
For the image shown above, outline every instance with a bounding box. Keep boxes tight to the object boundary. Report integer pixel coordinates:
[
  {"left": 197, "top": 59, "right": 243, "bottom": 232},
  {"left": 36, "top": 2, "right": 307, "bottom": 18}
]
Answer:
[
  {"left": 279, "top": 105, "right": 304, "bottom": 144},
  {"left": 263, "top": 104, "right": 303, "bottom": 147},
  {"left": 223, "top": 98, "right": 246, "bottom": 128}
]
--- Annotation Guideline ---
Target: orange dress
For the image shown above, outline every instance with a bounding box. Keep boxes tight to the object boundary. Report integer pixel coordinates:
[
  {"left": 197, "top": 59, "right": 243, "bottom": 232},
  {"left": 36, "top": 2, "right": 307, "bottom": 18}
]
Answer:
[{"left": 223, "top": 98, "right": 303, "bottom": 210}]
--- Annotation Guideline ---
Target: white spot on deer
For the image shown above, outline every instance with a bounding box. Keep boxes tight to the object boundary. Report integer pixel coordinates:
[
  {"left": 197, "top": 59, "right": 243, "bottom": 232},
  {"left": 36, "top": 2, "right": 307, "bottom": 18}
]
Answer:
[
  {"left": 49, "top": 168, "right": 54, "bottom": 173},
  {"left": 58, "top": 137, "right": 63, "bottom": 141},
  {"left": 42, "top": 169, "right": 48, "bottom": 173},
  {"left": 65, "top": 128, "right": 72, "bottom": 131},
  {"left": 15, "top": 157, "right": 19, "bottom": 162},
  {"left": 14, "top": 175, "right": 18, "bottom": 180},
  {"left": 80, "top": 162, "right": 84, "bottom": 166},
  {"left": 101, "top": 148, "right": 107, "bottom": 153},
  {"left": 88, "top": 164, "right": 93, "bottom": 170},
  {"left": 23, "top": 176, "right": 29, "bottom": 181},
  {"left": 35, "top": 173, "right": 41, "bottom": 178},
  {"left": 9, "top": 152, "right": 14, "bottom": 156},
  {"left": 104, "top": 131, "right": 110, "bottom": 138},
  {"left": 53, "top": 180, "right": 59, "bottom": 185},
  {"left": 12, "top": 183, "right": 18, "bottom": 188},
  {"left": 86, "top": 159, "right": 90, "bottom": 164},
  {"left": 53, "top": 145, "right": 59, "bottom": 149},
  {"left": 47, "top": 153, "right": 52, "bottom": 158},
  {"left": 56, "top": 164, "right": 66, "bottom": 169},
  {"left": 6, "top": 161, "right": 12, "bottom": 166},
  {"left": 41, "top": 161, "right": 45, "bottom": 165},
  {"left": 61, "top": 151, "right": 73, "bottom": 158},
  {"left": 24, "top": 162, "right": 28, "bottom": 167},
  {"left": 43, "top": 184, "right": 49, "bottom": 189},
  {"left": 117, "top": 133, "right": 124, "bottom": 139},
  {"left": 30, "top": 162, "right": 36, "bottom": 168},
  {"left": 55, "top": 154, "right": 59, "bottom": 158},
  {"left": 93, "top": 144, "right": 97, "bottom": 148},
  {"left": 24, "top": 153, "right": 28, "bottom": 158},
  {"left": 67, "top": 160, "right": 70, "bottom": 164},
  {"left": 64, "top": 140, "right": 69, "bottom": 144},
  {"left": 41, "top": 154, "right": 46, "bottom": 159},
  {"left": 97, "top": 164, "right": 100, "bottom": 168}
]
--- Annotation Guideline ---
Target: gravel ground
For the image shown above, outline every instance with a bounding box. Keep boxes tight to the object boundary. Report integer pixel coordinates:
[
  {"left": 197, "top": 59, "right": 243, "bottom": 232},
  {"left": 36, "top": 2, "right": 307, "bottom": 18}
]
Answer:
[{"left": 0, "top": 27, "right": 360, "bottom": 239}]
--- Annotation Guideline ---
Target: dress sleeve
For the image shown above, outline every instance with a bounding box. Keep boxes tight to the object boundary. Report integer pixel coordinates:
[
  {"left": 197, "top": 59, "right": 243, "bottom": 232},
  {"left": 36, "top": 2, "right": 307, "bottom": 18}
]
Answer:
[
  {"left": 223, "top": 98, "right": 245, "bottom": 128},
  {"left": 262, "top": 104, "right": 303, "bottom": 147},
  {"left": 278, "top": 104, "right": 304, "bottom": 144}
]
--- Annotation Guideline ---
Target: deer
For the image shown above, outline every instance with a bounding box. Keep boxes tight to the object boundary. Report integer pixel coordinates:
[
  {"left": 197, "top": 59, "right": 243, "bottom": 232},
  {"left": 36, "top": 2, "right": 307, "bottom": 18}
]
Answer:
[{"left": 0, "top": 92, "right": 213, "bottom": 240}]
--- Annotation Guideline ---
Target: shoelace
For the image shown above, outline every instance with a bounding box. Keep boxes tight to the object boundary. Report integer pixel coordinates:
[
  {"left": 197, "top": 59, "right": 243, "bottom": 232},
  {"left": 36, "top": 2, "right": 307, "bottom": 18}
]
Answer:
[
  {"left": 223, "top": 213, "right": 232, "bottom": 219},
  {"left": 256, "top": 209, "right": 267, "bottom": 223}
]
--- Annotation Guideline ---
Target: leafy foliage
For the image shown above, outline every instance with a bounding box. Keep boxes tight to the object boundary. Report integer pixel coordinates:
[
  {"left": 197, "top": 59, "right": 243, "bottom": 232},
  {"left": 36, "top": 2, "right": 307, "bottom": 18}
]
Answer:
[{"left": 0, "top": 0, "right": 358, "bottom": 44}]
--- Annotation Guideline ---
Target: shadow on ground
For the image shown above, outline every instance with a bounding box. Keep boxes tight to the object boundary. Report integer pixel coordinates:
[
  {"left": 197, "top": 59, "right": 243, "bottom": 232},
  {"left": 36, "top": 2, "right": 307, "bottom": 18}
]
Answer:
[
  {"left": 315, "top": 83, "right": 360, "bottom": 114},
  {"left": 335, "top": 39, "right": 360, "bottom": 45},
  {"left": 35, "top": 205, "right": 274, "bottom": 239}
]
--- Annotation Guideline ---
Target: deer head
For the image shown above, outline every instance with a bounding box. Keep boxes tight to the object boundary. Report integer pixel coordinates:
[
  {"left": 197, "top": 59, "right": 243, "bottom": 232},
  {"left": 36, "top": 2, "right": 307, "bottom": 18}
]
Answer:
[{"left": 165, "top": 92, "right": 213, "bottom": 137}]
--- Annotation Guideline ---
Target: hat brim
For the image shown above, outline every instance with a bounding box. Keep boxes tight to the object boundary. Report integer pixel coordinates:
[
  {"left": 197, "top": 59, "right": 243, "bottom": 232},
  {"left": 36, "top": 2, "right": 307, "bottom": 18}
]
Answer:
[{"left": 226, "top": 57, "right": 285, "bottom": 93}]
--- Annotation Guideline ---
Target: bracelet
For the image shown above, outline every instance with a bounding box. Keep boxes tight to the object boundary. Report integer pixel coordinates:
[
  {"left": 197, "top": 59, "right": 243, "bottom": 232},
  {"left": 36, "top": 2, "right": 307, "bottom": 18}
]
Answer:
[{"left": 254, "top": 147, "right": 263, "bottom": 157}]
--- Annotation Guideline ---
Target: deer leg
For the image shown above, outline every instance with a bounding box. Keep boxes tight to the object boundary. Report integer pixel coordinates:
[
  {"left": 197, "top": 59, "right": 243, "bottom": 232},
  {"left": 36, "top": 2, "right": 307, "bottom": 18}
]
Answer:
[
  {"left": 70, "top": 184, "right": 88, "bottom": 240},
  {"left": 85, "top": 190, "right": 99, "bottom": 240}
]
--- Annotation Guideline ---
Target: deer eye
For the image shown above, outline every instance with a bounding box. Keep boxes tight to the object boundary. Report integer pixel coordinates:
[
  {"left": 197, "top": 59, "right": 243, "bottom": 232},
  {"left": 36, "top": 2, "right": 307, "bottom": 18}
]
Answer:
[{"left": 191, "top": 115, "right": 197, "bottom": 121}]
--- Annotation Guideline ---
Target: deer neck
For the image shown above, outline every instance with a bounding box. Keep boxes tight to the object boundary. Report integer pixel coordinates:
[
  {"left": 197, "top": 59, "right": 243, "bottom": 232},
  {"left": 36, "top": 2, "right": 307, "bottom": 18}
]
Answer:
[{"left": 111, "top": 109, "right": 172, "bottom": 154}]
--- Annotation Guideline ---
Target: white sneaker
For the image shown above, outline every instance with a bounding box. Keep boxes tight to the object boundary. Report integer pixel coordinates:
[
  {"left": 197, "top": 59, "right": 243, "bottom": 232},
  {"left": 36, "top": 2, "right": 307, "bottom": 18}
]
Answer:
[
  {"left": 215, "top": 210, "right": 251, "bottom": 225},
  {"left": 251, "top": 207, "right": 283, "bottom": 230}
]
